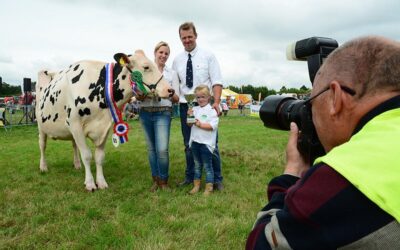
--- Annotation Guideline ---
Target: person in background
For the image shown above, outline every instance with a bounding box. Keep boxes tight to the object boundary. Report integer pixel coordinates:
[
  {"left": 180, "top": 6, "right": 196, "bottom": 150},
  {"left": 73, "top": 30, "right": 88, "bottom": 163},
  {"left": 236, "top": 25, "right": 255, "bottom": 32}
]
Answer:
[
  {"left": 246, "top": 36, "right": 400, "bottom": 249},
  {"left": 221, "top": 100, "right": 229, "bottom": 116},
  {"left": 137, "top": 41, "right": 179, "bottom": 192},
  {"left": 31, "top": 94, "right": 36, "bottom": 122},
  {"left": 124, "top": 98, "right": 136, "bottom": 121},
  {"left": 187, "top": 85, "right": 219, "bottom": 196},
  {"left": 238, "top": 100, "right": 244, "bottom": 116},
  {"left": 132, "top": 100, "right": 139, "bottom": 117},
  {"left": 172, "top": 21, "right": 224, "bottom": 190}
]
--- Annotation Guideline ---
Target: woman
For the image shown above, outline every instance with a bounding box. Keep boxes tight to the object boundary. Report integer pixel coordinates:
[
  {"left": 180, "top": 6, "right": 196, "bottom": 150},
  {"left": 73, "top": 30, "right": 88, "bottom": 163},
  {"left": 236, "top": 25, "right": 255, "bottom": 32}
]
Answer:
[{"left": 138, "top": 41, "right": 179, "bottom": 191}]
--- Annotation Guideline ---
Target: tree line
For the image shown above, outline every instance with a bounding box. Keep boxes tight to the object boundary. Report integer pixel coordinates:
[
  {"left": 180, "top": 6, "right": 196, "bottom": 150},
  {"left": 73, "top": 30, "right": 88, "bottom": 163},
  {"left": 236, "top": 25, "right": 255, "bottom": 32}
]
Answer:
[
  {"left": 0, "top": 82, "right": 22, "bottom": 97},
  {"left": 227, "top": 84, "right": 311, "bottom": 101},
  {"left": 0, "top": 81, "right": 37, "bottom": 97}
]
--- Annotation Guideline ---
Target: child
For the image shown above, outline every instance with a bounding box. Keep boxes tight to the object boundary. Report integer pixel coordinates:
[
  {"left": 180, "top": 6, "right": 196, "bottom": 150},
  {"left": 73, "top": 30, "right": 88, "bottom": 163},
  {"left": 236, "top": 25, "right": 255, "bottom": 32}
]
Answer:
[
  {"left": 187, "top": 85, "right": 219, "bottom": 195},
  {"left": 221, "top": 101, "right": 229, "bottom": 116}
]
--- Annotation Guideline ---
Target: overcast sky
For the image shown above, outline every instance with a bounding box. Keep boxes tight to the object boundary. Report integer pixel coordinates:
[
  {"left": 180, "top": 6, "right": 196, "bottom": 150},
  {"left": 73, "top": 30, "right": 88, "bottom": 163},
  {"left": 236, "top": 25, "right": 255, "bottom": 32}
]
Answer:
[{"left": 1, "top": 0, "right": 399, "bottom": 91}]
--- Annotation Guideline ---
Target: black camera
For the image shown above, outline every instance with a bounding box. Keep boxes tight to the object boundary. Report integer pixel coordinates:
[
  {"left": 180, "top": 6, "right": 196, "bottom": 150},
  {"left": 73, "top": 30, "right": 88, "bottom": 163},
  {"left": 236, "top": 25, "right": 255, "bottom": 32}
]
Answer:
[{"left": 260, "top": 37, "right": 338, "bottom": 163}]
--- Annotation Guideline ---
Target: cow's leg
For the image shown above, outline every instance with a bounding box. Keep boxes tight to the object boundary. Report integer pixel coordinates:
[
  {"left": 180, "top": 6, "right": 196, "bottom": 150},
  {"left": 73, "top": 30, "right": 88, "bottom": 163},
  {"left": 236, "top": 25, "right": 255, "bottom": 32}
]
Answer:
[
  {"left": 39, "top": 131, "right": 48, "bottom": 172},
  {"left": 72, "top": 140, "right": 81, "bottom": 170},
  {"left": 94, "top": 140, "right": 108, "bottom": 189},
  {"left": 70, "top": 127, "right": 96, "bottom": 191}
]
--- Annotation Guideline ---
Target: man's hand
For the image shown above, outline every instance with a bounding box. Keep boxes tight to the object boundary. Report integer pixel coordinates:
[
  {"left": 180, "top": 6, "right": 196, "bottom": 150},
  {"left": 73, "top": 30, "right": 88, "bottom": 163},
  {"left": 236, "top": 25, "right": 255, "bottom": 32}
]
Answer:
[
  {"left": 212, "top": 99, "right": 221, "bottom": 116},
  {"left": 284, "top": 122, "right": 310, "bottom": 177},
  {"left": 212, "top": 85, "right": 222, "bottom": 116}
]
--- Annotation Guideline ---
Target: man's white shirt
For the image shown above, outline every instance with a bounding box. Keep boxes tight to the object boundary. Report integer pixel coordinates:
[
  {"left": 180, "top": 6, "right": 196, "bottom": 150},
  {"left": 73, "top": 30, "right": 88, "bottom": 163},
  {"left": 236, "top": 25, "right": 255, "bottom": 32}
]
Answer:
[{"left": 172, "top": 46, "right": 223, "bottom": 103}]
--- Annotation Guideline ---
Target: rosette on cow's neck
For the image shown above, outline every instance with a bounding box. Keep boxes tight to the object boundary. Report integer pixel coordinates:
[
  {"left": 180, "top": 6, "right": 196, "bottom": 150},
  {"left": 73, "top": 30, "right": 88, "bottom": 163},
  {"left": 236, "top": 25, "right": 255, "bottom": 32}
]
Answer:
[{"left": 131, "top": 71, "right": 148, "bottom": 95}]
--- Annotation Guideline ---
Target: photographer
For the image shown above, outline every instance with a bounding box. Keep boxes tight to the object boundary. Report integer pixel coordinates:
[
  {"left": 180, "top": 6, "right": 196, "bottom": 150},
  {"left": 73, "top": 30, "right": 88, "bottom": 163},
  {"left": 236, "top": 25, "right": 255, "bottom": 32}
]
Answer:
[{"left": 247, "top": 36, "right": 400, "bottom": 249}]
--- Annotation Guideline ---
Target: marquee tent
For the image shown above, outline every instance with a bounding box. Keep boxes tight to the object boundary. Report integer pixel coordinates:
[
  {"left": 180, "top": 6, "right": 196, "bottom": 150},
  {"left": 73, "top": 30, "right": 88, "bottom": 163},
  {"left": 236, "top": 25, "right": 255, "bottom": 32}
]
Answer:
[{"left": 221, "top": 89, "right": 252, "bottom": 109}]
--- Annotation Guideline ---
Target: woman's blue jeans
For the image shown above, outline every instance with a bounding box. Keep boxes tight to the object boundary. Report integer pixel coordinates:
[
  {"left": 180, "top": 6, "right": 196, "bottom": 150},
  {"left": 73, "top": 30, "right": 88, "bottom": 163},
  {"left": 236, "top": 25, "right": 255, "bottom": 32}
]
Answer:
[
  {"left": 191, "top": 141, "right": 214, "bottom": 183},
  {"left": 139, "top": 110, "right": 171, "bottom": 181}
]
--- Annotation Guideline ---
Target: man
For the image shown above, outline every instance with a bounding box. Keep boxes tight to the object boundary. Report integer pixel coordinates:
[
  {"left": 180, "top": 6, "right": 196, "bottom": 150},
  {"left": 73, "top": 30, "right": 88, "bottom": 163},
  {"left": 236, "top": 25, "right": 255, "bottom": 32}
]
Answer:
[
  {"left": 172, "top": 22, "right": 224, "bottom": 190},
  {"left": 247, "top": 36, "right": 400, "bottom": 249},
  {"left": 238, "top": 100, "right": 244, "bottom": 116}
]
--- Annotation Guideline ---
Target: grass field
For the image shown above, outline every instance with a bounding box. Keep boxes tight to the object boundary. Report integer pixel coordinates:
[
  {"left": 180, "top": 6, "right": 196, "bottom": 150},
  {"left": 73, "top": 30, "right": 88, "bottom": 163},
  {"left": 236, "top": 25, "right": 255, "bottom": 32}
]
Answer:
[{"left": 0, "top": 109, "right": 289, "bottom": 249}]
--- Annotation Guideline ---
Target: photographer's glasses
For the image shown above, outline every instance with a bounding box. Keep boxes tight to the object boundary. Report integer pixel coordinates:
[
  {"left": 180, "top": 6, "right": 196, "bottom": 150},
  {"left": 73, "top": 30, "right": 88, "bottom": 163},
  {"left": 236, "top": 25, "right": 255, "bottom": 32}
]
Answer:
[{"left": 305, "top": 85, "right": 356, "bottom": 105}]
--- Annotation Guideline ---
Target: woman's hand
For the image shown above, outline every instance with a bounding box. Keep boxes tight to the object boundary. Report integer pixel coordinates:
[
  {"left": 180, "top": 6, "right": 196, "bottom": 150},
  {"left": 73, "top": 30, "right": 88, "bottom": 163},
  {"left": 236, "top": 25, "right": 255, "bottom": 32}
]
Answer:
[
  {"left": 168, "top": 88, "right": 179, "bottom": 103},
  {"left": 136, "top": 93, "right": 147, "bottom": 101},
  {"left": 168, "top": 88, "right": 175, "bottom": 97}
]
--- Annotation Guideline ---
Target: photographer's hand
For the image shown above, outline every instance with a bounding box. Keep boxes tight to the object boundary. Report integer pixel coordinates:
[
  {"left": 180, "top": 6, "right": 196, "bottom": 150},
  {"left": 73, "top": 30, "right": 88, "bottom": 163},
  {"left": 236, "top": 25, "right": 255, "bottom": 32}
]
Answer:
[{"left": 284, "top": 122, "right": 310, "bottom": 177}]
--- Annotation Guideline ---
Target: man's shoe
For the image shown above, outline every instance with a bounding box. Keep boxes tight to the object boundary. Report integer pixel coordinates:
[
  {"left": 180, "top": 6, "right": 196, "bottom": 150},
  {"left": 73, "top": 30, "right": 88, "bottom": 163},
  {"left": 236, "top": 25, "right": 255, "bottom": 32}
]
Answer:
[
  {"left": 214, "top": 182, "right": 224, "bottom": 191},
  {"left": 177, "top": 180, "right": 192, "bottom": 187}
]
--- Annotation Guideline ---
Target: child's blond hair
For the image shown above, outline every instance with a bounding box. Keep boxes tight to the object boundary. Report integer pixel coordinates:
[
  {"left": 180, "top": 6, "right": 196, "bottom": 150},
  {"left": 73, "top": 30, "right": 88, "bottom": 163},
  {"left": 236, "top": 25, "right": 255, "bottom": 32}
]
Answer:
[{"left": 194, "top": 84, "right": 211, "bottom": 97}]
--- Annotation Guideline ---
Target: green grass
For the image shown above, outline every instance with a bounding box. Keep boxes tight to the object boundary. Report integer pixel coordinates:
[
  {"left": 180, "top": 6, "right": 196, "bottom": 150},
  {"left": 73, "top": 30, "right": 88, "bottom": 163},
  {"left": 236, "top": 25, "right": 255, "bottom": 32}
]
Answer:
[{"left": 0, "top": 110, "right": 288, "bottom": 249}]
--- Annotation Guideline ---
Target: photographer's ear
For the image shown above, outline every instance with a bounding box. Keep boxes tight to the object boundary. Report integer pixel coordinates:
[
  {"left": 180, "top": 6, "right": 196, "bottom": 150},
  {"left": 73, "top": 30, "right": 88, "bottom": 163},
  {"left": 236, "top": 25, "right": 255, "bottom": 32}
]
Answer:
[{"left": 329, "top": 81, "right": 344, "bottom": 116}]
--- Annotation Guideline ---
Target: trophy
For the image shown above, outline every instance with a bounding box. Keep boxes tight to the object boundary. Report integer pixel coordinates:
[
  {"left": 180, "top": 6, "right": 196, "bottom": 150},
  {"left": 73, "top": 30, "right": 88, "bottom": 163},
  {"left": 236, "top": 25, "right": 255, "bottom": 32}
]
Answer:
[{"left": 184, "top": 94, "right": 197, "bottom": 124}]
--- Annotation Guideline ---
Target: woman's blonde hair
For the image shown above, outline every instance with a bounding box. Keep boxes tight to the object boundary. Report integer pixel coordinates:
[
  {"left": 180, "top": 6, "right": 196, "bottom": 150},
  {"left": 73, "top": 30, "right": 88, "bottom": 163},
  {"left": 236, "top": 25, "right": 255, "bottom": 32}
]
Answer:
[
  {"left": 154, "top": 41, "right": 170, "bottom": 54},
  {"left": 194, "top": 84, "right": 211, "bottom": 97}
]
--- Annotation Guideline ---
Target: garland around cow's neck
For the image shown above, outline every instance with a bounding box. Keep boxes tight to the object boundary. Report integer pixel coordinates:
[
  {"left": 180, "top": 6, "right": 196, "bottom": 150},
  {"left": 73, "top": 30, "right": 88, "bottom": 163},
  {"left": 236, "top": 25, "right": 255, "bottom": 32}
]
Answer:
[{"left": 104, "top": 63, "right": 129, "bottom": 147}]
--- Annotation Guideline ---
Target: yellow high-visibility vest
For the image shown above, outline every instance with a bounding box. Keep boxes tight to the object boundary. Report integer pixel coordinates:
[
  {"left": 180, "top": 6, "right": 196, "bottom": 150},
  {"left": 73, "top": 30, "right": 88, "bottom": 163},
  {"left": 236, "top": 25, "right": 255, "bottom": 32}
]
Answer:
[{"left": 315, "top": 108, "right": 400, "bottom": 222}]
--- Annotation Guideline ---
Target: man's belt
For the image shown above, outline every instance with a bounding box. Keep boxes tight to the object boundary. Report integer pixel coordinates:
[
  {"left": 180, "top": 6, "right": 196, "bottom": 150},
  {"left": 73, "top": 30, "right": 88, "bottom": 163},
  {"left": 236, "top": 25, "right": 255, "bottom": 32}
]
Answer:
[{"left": 141, "top": 106, "right": 172, "bottom": 112}]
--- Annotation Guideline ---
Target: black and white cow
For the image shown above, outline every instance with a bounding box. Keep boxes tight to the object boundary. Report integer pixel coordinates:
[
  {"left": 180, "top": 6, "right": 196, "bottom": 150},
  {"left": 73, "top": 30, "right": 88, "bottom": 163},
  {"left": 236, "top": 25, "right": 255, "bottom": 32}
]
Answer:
[{"left": 36, "top": 50, "right": 171, "bottom": 191}]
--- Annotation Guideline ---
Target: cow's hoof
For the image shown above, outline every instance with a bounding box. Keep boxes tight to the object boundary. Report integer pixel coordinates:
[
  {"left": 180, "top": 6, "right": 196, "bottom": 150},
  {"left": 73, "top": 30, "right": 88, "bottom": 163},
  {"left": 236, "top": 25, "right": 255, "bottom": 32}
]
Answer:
[
  {"left": 39, "top": 166, "right": 48, "bottom": 172},
  {"left": 96, "top": 181, "right": 109, "bottom": 189},
  {"left": 85, "top": 182, "right": 97, "bottom": 192},
  {"left": 73, "top": 162, "right": 81, "bottom": 170}
]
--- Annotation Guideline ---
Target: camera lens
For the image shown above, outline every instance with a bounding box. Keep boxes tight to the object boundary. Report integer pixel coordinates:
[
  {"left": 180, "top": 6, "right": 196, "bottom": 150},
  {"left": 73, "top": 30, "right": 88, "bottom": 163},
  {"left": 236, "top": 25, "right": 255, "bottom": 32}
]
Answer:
[
  {"left": 260, "top": 95, "right": 306, "bottom": 130},
  {"left": 260, "top": 94, "right": 325, "bottom": 162}
]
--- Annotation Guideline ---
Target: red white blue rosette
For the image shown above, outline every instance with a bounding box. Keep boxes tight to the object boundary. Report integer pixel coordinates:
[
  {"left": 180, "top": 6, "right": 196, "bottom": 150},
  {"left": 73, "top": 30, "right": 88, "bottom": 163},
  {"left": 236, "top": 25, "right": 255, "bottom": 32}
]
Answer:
[
  {"left": 114, "top": 122, "right": 129, "bottom": 137},
  {"left": 105, "top": 63, "right": 129, "bottom": 146}
]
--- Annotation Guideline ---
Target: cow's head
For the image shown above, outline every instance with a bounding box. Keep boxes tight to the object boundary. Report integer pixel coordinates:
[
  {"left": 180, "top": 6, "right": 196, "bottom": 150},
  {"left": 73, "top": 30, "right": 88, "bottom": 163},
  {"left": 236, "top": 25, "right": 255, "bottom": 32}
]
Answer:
[{"left": 114, "top": 50, "right": 171, "bottom": 98}]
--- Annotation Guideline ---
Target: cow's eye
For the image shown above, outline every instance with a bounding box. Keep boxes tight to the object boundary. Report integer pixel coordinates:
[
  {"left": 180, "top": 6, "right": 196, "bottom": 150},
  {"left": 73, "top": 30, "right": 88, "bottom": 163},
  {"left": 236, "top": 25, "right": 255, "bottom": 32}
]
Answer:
[{"left": 143, "top": 66, "right": 150, "bottom": 71}]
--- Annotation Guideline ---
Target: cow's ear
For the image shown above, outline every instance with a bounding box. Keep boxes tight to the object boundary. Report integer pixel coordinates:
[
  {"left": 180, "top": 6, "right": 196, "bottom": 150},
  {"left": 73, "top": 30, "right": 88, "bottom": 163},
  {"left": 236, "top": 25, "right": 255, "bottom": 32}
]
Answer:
[{"left": 114, "top": 53, "right": 130, "bottom": 66}]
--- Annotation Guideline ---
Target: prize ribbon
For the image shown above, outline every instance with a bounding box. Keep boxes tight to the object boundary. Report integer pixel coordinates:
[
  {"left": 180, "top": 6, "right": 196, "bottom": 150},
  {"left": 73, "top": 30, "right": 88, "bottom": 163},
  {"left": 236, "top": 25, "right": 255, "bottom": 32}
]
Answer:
[
  {"left": 105, "top": 63, "right": 129, "bottom": 144},
  {"left": 130, "top": 71, "right": 148, "bottom": 95}
]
